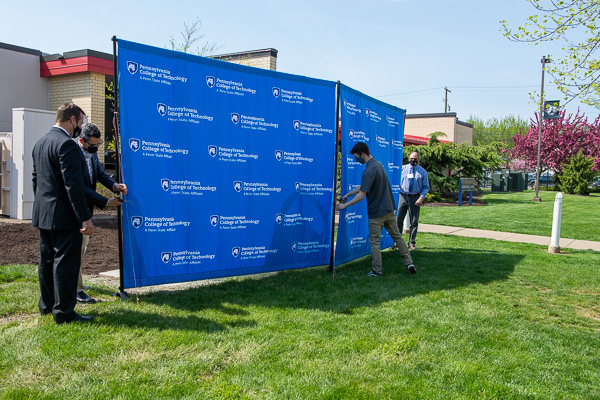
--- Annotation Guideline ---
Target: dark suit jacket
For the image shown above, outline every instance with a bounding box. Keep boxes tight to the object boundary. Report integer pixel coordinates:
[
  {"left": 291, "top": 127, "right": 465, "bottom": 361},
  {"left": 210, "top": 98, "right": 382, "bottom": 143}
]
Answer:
[
  {"left": 81, "top": 151, "right": 117, "bottom": 215},
  {"left": 32, "top": 127, "right": 91, "bottom": 230}
]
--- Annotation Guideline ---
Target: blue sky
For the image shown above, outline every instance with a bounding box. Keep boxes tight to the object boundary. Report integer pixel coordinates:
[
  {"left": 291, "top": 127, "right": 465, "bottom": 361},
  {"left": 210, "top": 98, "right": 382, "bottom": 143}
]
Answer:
[{"left": 3, "top": 0, "right": 598, "bottom": 121}]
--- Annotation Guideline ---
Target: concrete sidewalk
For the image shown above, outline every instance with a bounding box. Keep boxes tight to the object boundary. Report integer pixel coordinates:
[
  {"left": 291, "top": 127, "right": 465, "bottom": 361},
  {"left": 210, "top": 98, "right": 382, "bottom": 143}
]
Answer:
[{"left": 419, "top": 223, "right": 600, "bottom": 252}]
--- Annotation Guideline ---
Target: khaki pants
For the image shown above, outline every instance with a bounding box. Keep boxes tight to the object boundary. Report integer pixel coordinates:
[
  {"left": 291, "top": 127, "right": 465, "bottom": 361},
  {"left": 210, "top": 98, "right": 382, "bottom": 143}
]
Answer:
[
  {"left": 77, "top": 234, "right": 90, "bottom": 293},
  {"left": 368, "top": 211, "right": 412, "bottom": 275}
]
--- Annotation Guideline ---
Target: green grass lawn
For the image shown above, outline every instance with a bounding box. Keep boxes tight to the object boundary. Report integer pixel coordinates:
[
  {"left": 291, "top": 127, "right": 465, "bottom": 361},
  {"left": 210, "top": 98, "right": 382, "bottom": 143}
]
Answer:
[
  {"left": 420, "top": 190, "right": 600, "bottom": 241},
  {"left": 1, "top": 233, "right": 599, "bottom": 399}
]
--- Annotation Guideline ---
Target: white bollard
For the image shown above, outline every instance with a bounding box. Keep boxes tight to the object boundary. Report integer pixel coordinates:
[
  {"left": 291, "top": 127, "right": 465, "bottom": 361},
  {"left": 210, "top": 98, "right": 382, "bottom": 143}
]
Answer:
[
  {"left": 403, "top": 212, "right": 410, "bottom": 234},
  {"left": 548, "top": 192, "right": 563, "bottom": 253}
]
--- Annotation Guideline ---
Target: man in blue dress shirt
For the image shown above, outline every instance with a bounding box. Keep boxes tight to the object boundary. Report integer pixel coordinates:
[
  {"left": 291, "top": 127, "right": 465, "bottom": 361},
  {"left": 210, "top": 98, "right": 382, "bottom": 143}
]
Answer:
[{"left": 397, "top": 151, "right": 430, "bottom": 250}]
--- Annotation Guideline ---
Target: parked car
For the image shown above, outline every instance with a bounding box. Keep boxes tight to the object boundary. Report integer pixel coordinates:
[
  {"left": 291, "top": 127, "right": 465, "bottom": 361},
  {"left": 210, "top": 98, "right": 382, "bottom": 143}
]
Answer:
[{"left": 528, "top": 173, "right": 554, "bottom": 187}]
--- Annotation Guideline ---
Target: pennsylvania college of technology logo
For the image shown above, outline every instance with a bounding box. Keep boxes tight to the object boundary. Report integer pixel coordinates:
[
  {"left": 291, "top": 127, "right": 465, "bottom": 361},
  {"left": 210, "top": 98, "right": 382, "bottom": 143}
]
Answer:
[
  {"left": 129, "top": 138, "right": 140, "bottom": 152},
  {"left": 293, "top": 120, "right": 300, "bottom": 131},
  {"left": 275, "top": 213, "right": 283, "bottom": 224},
  {"left": 275, "top": 150, "right": 283, "bottom": 161},
  {"left": 210, "top": 215, "right": 219, "bottom": 227},
  {"left": 157, "top": 103, "right": 167, "bottom": 116},
  {"left": 295, "top": 182, "right": 300, "bottom": 191},
  {"left": 131, "top": 216, "right": 143, "bottom": 228},
  {"left": 231, "top": 113, "right": 239, "bottom": 124},
  {"left": 233, "top": 181, "right": 242, "bottom": 192},
  {"left": 161, "top": 178, "right": 170, "bottom": 191},
  {"left": 349, "top": 129, "right": 354, "bottom": 139},
  {"left": 291, "top": 242, "right": 298, "bottom": 252},
  {"left": 161, "top": 252, "right": 172, "bottom": 263},
  {"left": 206, "top": 76, "right": 215, "bottom": 88},
  {"left": 272, "top": 87, "right": 280, "bottom": 98},
  {"left": 365, "top": 108, "right": 370, "bottom": 117},
  {"left": 232, "top": 247, "right": 240, "bottom": 258},
  {"left": 208, "top": 145, "right": 217, "bottom": 157},
  {"left": 127, "top": 61, "right": 138, "bottom": 74}
]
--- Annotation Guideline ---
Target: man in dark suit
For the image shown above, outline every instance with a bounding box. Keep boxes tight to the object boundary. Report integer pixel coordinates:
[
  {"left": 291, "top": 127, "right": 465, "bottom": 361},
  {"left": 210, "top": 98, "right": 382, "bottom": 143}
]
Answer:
[
  {"left": 76, "top": 123, "right": 127, "bottom": 303},
  {"left": 32, "top": 103, "right": 95, "bottom": 324}
]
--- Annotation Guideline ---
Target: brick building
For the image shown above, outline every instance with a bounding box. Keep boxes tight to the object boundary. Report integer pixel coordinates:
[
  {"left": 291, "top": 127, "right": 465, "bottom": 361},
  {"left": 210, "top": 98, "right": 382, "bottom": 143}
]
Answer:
[
  {"left": 0, "top": 42, "right": 278, "bottom": 167},
  {"left": 404, "top": 112, "right": 473, "bottom": 146}
]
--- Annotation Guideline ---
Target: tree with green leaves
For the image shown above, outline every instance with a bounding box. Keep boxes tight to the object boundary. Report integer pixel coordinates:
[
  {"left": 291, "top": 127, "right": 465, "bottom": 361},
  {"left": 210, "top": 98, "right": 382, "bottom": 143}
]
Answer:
[
  {"left": 403, "top": 142, "right": 504, "bottom": 194},
  {"left": 467, "top": 115, "right": 529, "bottom": 147},
  {"left": 501, "top": 0, "right": 600, "bottom": 103}
]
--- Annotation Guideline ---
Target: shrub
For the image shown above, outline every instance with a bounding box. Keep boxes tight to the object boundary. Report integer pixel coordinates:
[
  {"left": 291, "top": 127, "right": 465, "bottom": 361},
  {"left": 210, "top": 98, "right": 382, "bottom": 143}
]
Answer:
[{"left": 558, "top": 151, "right": 596, "bottom": 195}]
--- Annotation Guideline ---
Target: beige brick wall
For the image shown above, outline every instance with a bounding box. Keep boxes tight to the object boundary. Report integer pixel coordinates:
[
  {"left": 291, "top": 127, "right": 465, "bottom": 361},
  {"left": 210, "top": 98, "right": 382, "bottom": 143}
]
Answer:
[
  {"left": 454, "top": 123, "right": 473, "bottom": 145},
  {"left": 404, "top": 115, "right": 473, "bottom": 145},
  {"left": 49, "top": 72, "right": 106, "bottom": 162},
  {"left": 221, "top": 54, "right": 276, "bottom": 71},
  {"left": 405, "top": 116, "right": 457, "bottom": 142}
]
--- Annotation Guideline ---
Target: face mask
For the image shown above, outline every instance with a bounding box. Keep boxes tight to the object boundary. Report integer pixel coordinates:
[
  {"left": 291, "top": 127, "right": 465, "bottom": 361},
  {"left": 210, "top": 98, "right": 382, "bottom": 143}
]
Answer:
[
  {"left": 409, "top": 160, "right": 418, "bottom": 166},
  {"left": 72, "top": 125, "right": 82, "bottom": 138},
  {"left": 356, "top": 156, "right": 366, "bottom": 165},
  {"left": 84, "top": 143, "right": 99, "bottom": 154}
]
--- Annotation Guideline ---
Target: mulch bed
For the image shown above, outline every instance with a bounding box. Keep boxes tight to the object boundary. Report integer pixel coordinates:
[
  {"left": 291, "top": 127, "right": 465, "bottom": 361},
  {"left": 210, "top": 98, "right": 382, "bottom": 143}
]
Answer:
[{"left": 0, "top": 210, "right": 119, "bottom": 275}]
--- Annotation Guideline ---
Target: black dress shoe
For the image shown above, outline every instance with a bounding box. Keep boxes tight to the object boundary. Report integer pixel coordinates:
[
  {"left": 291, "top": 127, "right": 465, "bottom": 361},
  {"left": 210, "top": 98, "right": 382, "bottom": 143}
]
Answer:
[
  {"left": 56, "top": 314, "right": 93, "bottom": 324},
  {"left": 40, "top": 309, "right": 51, "bottom": 316},
  {"left": 76, "top": 291, "right": 97, "bottom": 304}
]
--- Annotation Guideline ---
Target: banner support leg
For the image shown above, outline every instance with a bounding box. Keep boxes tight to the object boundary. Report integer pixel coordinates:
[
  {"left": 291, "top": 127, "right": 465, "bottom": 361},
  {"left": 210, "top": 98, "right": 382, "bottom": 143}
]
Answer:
[
  {"left": 111, "top": 36, "right": 129, "bottom": 300},
  {"left": 328, "top": 81, "right": 341, "bottom": 277}
]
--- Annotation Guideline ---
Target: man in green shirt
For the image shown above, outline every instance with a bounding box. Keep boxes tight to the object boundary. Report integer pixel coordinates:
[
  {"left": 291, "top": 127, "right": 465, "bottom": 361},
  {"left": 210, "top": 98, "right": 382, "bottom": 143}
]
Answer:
[{"left": 337, "top": 142, "right": 416, "bottom": 276}]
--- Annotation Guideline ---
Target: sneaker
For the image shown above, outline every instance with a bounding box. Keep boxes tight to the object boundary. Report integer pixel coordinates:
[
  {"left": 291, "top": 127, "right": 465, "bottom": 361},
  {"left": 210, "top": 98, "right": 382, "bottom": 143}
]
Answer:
[
  {"left": 367, "top": 270, "right": 382, "bottom": 277},
  {"left": 409, "top": 244, "right": 417, "bottom": 251},
  {"left": 407, "top": 264, "right": 417, "bottom": 274}
]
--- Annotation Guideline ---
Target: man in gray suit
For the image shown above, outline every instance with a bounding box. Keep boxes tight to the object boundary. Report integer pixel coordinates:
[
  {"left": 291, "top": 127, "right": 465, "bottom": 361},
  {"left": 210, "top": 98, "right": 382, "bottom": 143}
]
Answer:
[{"left": 32, "top": 103, "right": 95, "bottom": 324}]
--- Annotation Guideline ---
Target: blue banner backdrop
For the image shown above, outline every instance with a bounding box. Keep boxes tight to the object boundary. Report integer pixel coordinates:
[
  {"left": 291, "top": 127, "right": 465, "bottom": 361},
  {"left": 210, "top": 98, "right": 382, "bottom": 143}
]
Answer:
[
  {"left": 334, "top": 84, "right": 405, "bottom": 266},
  {"left": 118, "top": 40, "right": 337, "bottom": 288}
]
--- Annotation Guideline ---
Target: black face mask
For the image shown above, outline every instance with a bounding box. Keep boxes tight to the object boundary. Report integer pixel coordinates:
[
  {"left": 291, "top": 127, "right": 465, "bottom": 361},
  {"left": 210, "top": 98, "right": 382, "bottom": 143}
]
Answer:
[
  {"left": 409, "top": 160, "right": 418, "bottom": 166},
  {"left": 84, "top": 143, "right": 99, "bottom": 154},
  {"left": 73, "top": 125, "right": 82, "bottom": 138}
]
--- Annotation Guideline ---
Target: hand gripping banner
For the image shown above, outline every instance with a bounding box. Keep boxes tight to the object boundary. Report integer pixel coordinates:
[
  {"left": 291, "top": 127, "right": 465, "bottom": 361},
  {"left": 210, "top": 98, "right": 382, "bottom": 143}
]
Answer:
[
  {"left": 334, "top": 84, "right": 405, "bottom": 266},
  {"left": 117, "top": 40, "right": 337, "bottom": 288}
]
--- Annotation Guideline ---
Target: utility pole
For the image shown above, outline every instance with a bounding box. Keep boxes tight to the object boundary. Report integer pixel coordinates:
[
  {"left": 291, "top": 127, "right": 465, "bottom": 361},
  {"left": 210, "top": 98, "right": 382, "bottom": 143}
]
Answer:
[{"left": 444, "top": 87, "right": 451, "bottom": 113}]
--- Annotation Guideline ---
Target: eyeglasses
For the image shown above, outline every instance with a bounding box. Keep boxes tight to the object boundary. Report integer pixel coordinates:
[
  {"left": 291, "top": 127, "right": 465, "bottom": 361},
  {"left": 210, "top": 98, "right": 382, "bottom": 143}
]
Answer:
[{"left": 85, "top": 139, "right": 103, "bottom": 149}]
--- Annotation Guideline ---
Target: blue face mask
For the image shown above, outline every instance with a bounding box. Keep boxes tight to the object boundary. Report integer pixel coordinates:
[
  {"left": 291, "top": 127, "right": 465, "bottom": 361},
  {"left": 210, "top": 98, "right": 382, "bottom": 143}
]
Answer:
[{"left": 356, "top": 156, "right": 366, "bottom": 165}]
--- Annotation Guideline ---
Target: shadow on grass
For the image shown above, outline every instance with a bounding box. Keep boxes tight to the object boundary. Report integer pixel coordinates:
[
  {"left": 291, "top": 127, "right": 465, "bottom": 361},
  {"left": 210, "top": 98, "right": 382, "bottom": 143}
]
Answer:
[
  {"left": 480, "top": 195, "right": 535, "bottom": 206},
  {"left": 137, "top": 246, "right": 522, "bottom": 320},
  {"left": 91, "top": 308, "right": 257, "bottom": 332}
]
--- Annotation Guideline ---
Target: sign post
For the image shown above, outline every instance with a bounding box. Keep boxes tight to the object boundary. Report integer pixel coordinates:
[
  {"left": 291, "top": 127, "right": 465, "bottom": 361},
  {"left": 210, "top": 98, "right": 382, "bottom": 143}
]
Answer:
[{"left": 459, "top": 177, "right": 476, "bottom": 206}]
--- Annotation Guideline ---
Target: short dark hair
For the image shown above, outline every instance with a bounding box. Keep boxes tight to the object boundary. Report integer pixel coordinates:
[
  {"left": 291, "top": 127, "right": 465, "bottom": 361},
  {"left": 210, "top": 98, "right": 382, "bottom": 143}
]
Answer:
[
  {"left": 81, "top": 123, "right": 101, "bottom": 141},
  {"left": 55, "top": 103, "right": 85, "bottom": 123},
  {"left": 349, "top": 142, "right": 370, "bottom": 156}
]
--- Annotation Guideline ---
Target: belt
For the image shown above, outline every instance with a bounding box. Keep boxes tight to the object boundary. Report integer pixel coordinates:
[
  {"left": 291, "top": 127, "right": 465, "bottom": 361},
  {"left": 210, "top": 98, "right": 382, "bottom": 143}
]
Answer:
[{"left": 403, "top": 193, "right": 420, "bottom": 197}]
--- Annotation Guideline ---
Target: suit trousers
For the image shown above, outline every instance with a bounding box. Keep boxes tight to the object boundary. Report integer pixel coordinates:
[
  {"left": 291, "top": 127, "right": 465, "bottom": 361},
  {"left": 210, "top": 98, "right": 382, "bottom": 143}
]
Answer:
[
  {"left": 397, "top": 194, "right": 421, "bottom": 246},
  {"left": 368, "top": 211, "right": 413, "bottom": 275},
  {"left": 38, "top": 228, "right": 83, "bottom": 323}
]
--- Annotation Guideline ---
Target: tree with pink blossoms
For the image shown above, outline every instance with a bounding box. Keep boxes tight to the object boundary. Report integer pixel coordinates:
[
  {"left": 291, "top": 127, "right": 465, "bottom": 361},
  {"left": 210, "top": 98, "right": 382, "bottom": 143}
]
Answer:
[{"left": 511, "top": 110, "right": 600, "bottom": 178}]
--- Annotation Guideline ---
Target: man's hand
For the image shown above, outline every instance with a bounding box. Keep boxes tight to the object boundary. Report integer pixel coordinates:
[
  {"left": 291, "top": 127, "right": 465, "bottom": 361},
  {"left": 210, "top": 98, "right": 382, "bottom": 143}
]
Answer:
[
  {"left": 415, "top": 196, "right": 424, "bottom": 206},
  {"left": 106, "top": 197, "right": 124, "bottom": 207},
  {"left": 81, "top": 219, "right": 95, "bottom": 236},
  {"left": 113, "top": 183, "right": 128, "bottom": 195},
  {"left": 336, "top": 202, "right": 347, "bottom": 211}
]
